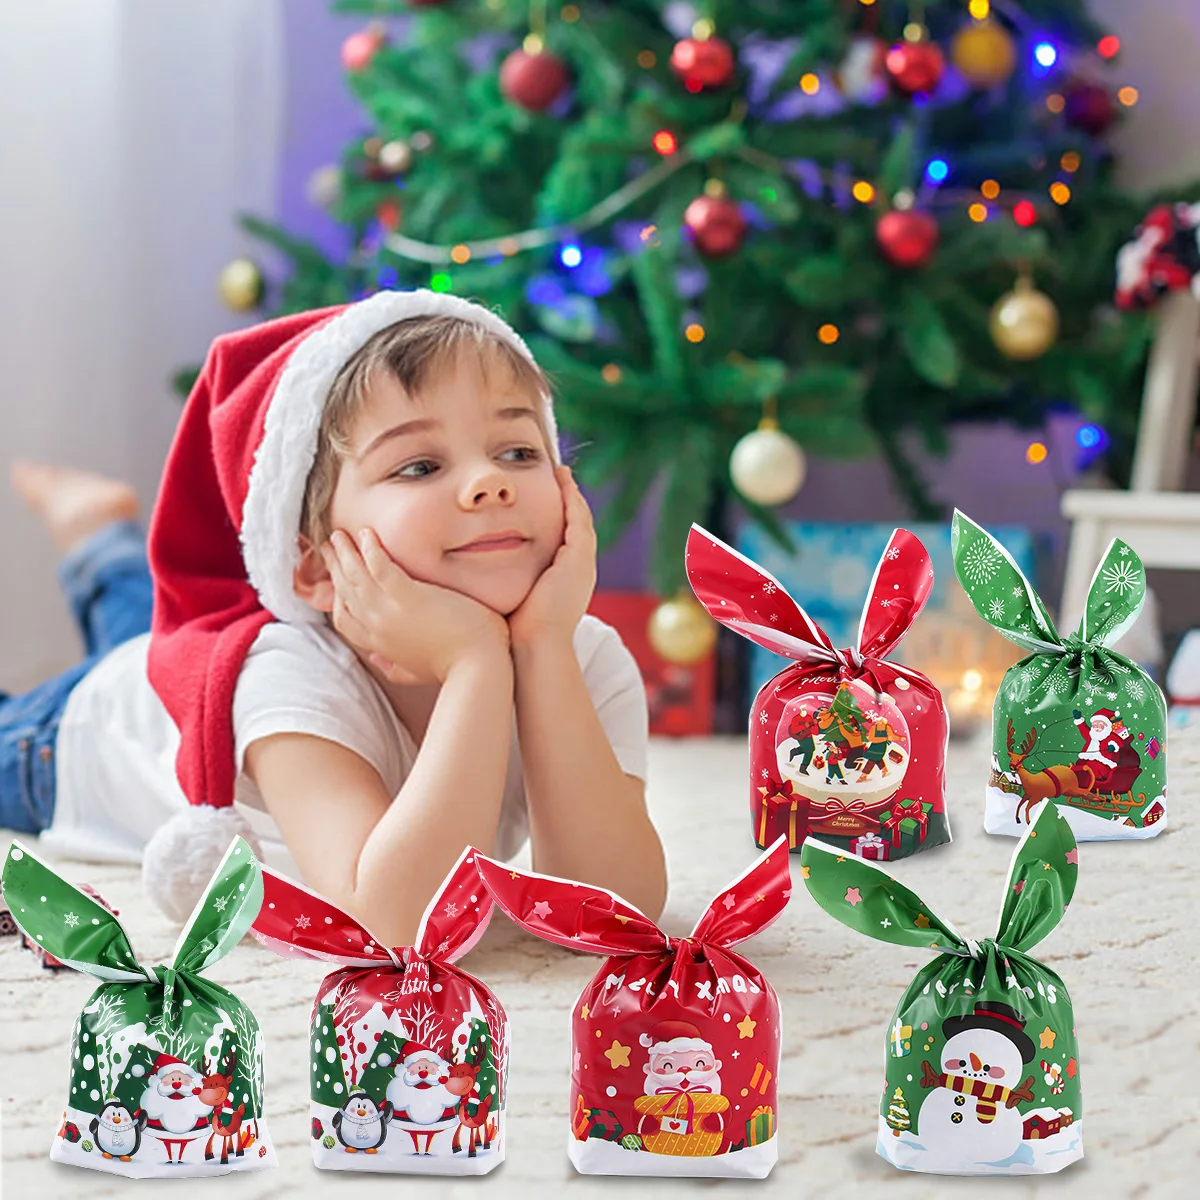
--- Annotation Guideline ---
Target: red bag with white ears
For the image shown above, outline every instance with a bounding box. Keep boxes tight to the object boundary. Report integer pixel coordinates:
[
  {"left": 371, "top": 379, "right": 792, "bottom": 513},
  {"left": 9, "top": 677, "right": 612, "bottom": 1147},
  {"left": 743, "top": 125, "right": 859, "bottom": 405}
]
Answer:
[
  {"left": 686, "top": 523, "right": 951, "bottom": 861},
  {"left": 474, "top": 838, "right": 792, "bottom": 1179},
  {"left": 250, "top": 850, "right": 508, "bottom": 1175}
]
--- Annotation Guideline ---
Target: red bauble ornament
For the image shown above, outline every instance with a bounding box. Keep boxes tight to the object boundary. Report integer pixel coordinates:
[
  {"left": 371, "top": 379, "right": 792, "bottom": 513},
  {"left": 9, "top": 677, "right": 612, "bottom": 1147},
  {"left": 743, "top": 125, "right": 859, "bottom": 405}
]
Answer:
[
  {"left": 876, "top": 210, "right": 939, "bottom": 268},
  {"left": 500, "top": 48, "right": 570, "bottom": 111},
  {"left": 1063, "top": 83, "right": 1117, "bottom": 136},
  {"left": 341, "top": 28, "right": 384, "bottom": 72},
  {"left": 885, "top": 39, "right": 945, "bottom": 95},
  {"left": 669, "top": 36, "right": 736, "bottom": 90},
  {"left": 684, "top": 194, "right": 748, "bottom": 258}
]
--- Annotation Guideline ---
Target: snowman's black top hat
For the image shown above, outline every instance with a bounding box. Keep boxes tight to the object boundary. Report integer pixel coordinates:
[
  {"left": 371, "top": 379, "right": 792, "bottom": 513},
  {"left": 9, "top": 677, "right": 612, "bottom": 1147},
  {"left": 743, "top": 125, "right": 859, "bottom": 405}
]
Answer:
[{"left": 941, "top": 1000, "right": 1036, "bottom": 1063}]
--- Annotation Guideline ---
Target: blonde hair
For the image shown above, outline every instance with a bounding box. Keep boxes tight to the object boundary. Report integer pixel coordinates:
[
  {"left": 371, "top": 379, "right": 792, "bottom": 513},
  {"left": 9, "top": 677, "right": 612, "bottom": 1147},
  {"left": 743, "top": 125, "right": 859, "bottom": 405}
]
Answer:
[{"left": 299, "top": 313, "right": 553, "bottom": 547}]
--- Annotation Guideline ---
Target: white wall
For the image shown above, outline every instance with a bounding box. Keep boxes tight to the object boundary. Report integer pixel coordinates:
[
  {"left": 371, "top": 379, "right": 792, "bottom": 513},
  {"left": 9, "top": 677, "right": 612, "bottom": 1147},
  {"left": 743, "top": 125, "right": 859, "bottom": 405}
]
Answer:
[{"left": 0, "top": 1, "right": 283, "bottom": 690}]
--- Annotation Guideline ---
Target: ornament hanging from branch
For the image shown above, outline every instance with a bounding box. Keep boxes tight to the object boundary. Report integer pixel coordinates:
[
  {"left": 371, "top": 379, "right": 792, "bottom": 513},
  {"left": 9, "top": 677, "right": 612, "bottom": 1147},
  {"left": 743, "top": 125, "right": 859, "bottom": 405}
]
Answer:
[
  {"left": 950, "top": 17, "right": 1017, "bottom": 89},
  {"left": 684, "top": 180, "right": 747, "bottom": 258},
  {"left": 501, "top": 2, "right": 569, "bottom": 111},
  {"left": 647, "top": 591, "right": 718, "bottom": 666},
  {"left": 729, "top": 397, "right": 807, "bottom": 508},
  {"left": 341, "top": 24, "right": 385, "bottom": 72},
  {"left": 990, "top": 271, "right": 1059, "bottom": 360},
  {"left": 218, "top": 258, "right": 265, "bottom": 311},
  {"left": 876, "top": 202, "right": 939, "bottom": 269},
  {"left": 670, "top": 18, "right": 735, "bottom": 91},
  {"left": 886, "top": 10, "right": 945, "bottom": 96}
]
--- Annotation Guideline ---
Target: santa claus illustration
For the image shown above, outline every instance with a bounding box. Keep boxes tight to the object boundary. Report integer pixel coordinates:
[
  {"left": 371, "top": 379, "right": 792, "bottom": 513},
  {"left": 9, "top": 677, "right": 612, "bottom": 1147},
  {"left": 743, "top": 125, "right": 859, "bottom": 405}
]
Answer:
[
  {"left": 385, "top": 1043, "right": 460, "bottom": 1154},
  {"left": 637, "top": 1021, "right": 727, "bottom": 1142},
  {"left": 1073, "top": 707, "right": 1139, "bottom": 790},
  {"left": 138, "top": 1053, "right": 212, "bottom": 1164}
]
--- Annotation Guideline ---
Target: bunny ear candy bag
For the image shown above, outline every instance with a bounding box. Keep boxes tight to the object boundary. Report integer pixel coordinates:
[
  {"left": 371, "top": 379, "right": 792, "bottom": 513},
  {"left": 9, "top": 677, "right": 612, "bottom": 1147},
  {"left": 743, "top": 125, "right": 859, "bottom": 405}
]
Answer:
[
  {"left": 802, "top": 801, "right": 1083, "bottom": 1176},
  {"left": 0, "top": 838, "right": 274, "bottom": 1178},
  {"left": 250, "top": 849, "right": 507, "bottom": 1174},
  {"left": 952, "top": 510, "right": 1167, "bottom": 839},
  {"left": 686, "top": 523, "right": 950, "bottom": 861},
  {"left": 475, "top": 839, "right": 791, "bottom": 1179}
]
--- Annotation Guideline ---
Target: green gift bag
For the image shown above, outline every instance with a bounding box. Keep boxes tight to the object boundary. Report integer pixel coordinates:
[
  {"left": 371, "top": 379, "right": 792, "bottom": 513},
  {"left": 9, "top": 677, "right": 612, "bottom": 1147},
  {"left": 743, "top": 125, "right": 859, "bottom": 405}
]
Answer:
[
  {"left": 1, "top": 838, "right": 274, "bottom": 1179},
  {"left": 952, "top": 510, "right": 1166, "bottom": 839},
  {"left": 802, "top": 802, "right": 1083, "bottom": 1176}
]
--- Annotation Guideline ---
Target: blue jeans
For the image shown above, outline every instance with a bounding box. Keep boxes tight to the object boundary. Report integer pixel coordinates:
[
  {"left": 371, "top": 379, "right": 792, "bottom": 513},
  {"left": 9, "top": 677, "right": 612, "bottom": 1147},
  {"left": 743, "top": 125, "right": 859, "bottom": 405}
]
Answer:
[{"left": 0, "top": 520, "right": 154, "bottom": 833}]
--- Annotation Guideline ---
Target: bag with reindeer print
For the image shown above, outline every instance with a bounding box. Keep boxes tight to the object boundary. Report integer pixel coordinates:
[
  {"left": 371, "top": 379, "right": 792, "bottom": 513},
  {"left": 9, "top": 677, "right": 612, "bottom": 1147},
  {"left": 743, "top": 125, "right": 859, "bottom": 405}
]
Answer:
[
  {"left": 802, "top": 801, "right": 1084, "bottom": 1176},
  {"left": 952, "top": 511, "right": 1167, "bottom": 840},
  {"left": 686, "top": 523, "right": 950, "bottom": 862},
  {"left": 0, "top": 837, "right": 274, "bottom": 1178},
  {"left": 250, "top": 848, "right": 508, "bottom": 1175}
]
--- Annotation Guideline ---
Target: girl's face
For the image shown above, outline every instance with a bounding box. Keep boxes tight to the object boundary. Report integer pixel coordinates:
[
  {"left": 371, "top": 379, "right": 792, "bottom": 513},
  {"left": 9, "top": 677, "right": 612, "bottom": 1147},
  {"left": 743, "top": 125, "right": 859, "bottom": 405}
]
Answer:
[{"left": 312, "top": 349, "right": 564, "bottom": 616}]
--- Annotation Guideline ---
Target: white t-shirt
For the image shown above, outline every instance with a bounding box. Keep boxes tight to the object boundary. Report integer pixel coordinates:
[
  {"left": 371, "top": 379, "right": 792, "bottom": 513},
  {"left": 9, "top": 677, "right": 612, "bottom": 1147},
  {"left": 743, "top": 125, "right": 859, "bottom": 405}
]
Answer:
[{"left": 40, "top": 615, "right": 649, "bottom": 880}]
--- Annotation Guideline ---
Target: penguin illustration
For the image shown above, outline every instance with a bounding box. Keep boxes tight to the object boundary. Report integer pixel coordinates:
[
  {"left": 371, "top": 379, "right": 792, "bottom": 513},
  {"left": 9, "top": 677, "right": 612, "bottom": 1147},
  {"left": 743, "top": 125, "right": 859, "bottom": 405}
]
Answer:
[
  {"left": 332, "top": 1091, "right": 394, "bottom": 1154},
  {"left": 89, "top": 1099, "right": 147, "bottom": 1161}
]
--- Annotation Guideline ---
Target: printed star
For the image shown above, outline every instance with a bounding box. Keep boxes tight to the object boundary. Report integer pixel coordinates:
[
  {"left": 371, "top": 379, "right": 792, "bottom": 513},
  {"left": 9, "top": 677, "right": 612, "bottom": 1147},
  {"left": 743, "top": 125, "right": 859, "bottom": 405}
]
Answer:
[
  {"left": 509, "top": 870, "right": 520, "bottom": 880},
  {"left": 580, "top": 1004, "right": 590, "bottom": 1020},
  {"left": 614, "top": 913, "right": 631, "bottom": 924},
  {"left": 1119, "top": 545, "right": 1130, "bottom": 556},
  {"left": 1039, "top": 1026, "right": 1056, "bottom": 1050},
  {"left": 1065, "top": 849, "right": 1079, "bottom": 865},
  {"left": 731, "top": 1050, "right": 740, "bottom": 1059},
  {"left": 531, "top": 901, "right": 554, "bottom": 919},
  {"left": 845, "top": 887, "right": 862, "bottom": 907},
  {"left": 722, "top": 894, "right": 736, "bottom": 910},
  {"left": 604, "top": 1040, "right": 631, "bottom": 1069},
  {"left": 737, "top": 1014, "right": 757, "bottom": 1039},
  {"left": 914, "top": 914, "right": 930, "bottom": 929},
  {"left": 1066, "top": 1057, "right": 1078, "bottom": 1078},
  {"left": 755, "top": 894, "right": 765, "bottom": 903},
  {"left": 801, "top": 865, "right": 810, "bottom": 880},
  {"left": 296, "top": 914, "right": 311, "bottom": 929},
  {"left": 1012, "top": 880, "right": 1025, "bottom": 896},
  {"left": 1043, "top": 862, "right": 1052, "bottom": 870},
  {"left": 212, "top": 895, "right": 229, "bottom": 912}
]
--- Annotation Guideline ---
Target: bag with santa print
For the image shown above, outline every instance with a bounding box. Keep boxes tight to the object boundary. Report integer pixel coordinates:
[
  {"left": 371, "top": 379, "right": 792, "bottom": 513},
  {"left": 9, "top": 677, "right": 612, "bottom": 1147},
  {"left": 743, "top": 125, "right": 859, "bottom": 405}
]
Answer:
[
  {"left": 802, "top": 800, "right": 1084, "bottom": 1176},
  {"left": 0, "top": 837, "right": 275, "bottom": 1179},
  {"left": 952, "top": 511, "right": 1168, "bottom": 840},
  {"left": 685, "top": 523, "right": 950, "bottom": 861},
  {"left": 249, "top": 848, "right": 507, "bottom": 1175},
  {"left": 474, "top": 838, "right": 791, "bottom": 1179}
]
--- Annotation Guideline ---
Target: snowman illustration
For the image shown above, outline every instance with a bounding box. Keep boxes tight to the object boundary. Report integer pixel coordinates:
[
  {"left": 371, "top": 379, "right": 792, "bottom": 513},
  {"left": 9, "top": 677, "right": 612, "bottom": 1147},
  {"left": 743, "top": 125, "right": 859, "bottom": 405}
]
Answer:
[
  {"left": 333, "top": 1091, "right": 395, "bottom": 1154},
  {"left": 917, "top": 1001, "right": 1036, "bottom": 1167},
  {"left": 89, "top": 1099, "right": 148, "bottom": 1162}
]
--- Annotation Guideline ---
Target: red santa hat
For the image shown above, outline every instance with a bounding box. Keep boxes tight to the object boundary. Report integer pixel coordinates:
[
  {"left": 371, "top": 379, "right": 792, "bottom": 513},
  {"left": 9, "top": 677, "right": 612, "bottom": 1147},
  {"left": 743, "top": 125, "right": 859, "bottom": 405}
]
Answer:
[
  {"left": 638, "top": 1020, "right": 711, "bottom": 1055},
  {"left": 1089, "top": 708, "right": 1118, "bottom": 733},
  {"left": 402, "top": 1043, "right": 443, "bottom": 1067},
  {"left": 141, "top": 290, "right": 560, "bottom": 921},
  {"left": 151, "top": 1054, "right": 193, "bottom": 1076}
]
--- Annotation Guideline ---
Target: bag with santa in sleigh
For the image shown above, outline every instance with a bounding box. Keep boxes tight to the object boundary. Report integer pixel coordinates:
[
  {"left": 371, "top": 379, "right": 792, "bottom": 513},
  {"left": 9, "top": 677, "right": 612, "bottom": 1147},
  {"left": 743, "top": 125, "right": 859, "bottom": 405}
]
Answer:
[
  {"left": 249, "top": 848, "right": 508, "bottom": 1175},
  {"left": 802, "top": 800, "right": 1084, "bottom": 1176},
  {"left": 0, "top": 837, "right": 275, "bottom": 1178},
  {"left": 685, "top": 523, "right": 950, "bottom": 861},
  {"left": 952, "top": 511, "right": 1168, "bottom": 840},
  {"left": 474, "top": 837, "right": 791, "bottom": 1179}
]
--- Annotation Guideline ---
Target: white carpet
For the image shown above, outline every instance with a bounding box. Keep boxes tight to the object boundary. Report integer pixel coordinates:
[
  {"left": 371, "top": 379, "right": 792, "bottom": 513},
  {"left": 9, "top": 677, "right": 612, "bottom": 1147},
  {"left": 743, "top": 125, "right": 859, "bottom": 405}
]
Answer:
[{"left": 2, "top": 729, "right": 1197, "bottom": 1197}]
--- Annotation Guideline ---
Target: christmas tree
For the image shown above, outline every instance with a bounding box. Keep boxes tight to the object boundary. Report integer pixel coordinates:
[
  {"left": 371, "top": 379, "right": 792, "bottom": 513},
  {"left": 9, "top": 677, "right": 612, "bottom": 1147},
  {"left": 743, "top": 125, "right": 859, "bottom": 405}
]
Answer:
[
  {"left": 217, "top": 0, "right": 1164, "bottom": 594},
  {"left": 886, "top": 1084, "right": 910, "bottom": 1136},
  {"left": 310, "top": 1000, "right": 352, "bottom": 1106},
  {"left": 827, "top": 682, "right": 867, "bottom": 732}
]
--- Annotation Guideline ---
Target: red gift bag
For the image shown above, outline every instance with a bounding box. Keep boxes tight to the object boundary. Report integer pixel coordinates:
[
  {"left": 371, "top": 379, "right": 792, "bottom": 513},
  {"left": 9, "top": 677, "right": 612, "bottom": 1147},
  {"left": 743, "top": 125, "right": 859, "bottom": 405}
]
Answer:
[
  {"left": 686, "top": 523, "right": 951, "bottom": 859},
  {"left": 474, "top": 839, "right": 791, "bottom": 1179},
  {"left": 251, "top": 850, "right": 507, "bottom": 1175}
]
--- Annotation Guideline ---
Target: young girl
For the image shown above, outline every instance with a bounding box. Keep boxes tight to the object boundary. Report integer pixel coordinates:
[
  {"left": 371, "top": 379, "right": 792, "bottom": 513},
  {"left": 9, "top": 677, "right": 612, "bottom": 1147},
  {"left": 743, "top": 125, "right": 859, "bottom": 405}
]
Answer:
[{"left": 1, "top": 291, "right": 666, "bottom": 943}]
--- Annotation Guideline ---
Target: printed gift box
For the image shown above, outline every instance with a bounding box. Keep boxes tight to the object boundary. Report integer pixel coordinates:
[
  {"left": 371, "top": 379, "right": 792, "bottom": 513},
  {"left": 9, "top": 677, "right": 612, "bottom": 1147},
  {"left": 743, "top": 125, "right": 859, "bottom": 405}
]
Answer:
[{"left": 475, "top": 839, "right": 791, "bottom": 1179}]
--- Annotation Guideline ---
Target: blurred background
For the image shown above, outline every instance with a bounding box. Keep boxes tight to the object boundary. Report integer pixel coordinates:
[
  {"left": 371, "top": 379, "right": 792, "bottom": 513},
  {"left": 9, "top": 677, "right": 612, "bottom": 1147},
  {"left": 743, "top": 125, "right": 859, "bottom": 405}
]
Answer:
[{"left": 3, "top": 0, "right": 1199, "bottom": 733}]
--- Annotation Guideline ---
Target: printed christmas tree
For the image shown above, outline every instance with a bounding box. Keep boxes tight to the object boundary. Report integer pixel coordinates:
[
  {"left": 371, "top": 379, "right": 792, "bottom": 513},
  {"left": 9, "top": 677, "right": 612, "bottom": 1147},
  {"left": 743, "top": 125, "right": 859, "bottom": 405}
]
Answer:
[
  {"left": 827, "top": 683, "right": 867, "bottom": 734},
  {"left": 310, "top": 1000, "right": 351, "bottom": 1107},
  {"left": 886, "top": 1085, "right": 911, "bottom": 1136},
  {"left": 358, "top": 1029, "right": 409, "bottom": 1105}
]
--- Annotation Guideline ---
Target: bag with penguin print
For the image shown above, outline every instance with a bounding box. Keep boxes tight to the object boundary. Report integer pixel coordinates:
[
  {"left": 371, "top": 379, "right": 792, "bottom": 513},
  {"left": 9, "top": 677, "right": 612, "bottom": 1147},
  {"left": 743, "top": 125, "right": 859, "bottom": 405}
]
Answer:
[{"left": 0, "top": 837, "right": 274, "bottom": 1178}]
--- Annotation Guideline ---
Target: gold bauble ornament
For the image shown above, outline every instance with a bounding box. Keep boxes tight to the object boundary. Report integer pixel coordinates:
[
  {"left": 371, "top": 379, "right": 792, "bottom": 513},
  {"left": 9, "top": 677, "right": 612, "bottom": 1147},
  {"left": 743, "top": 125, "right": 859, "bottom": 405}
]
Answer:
[
  {"left": 950, "top": 19, "right": 1017, "bottom": 89},
  {"left": 729, "top": 417, "right": 807, "bottom": 507},
  {"left": 989, "top": 276, "right": 1059, "bottom": 361},
  {"left": 647, "top": 592, "right": 718, "bottom": 666},
  {"left": 218, "top": 258, "right": 265, "bottom": 312}
]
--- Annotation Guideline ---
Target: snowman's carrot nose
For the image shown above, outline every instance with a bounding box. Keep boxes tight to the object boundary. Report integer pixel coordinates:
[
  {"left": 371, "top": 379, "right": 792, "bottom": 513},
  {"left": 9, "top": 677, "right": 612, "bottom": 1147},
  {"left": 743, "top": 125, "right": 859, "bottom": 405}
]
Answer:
[{"left": 969, "top": 1052, "right": 982, "bottom": 1072}]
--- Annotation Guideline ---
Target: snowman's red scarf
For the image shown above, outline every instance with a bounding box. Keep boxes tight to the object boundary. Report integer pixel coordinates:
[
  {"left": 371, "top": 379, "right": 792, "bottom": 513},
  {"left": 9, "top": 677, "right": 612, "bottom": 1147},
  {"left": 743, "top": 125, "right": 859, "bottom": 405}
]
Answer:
[{"left": 920, "top": 1061, "right": 1034, "bottom": 1122}]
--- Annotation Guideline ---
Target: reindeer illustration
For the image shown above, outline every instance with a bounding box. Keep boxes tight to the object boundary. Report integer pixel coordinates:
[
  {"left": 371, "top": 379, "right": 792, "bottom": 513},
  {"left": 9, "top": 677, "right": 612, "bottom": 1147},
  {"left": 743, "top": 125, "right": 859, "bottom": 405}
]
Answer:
[
  {"left": 446, "top": 1062, "right": 494, "bottom": 1158},
  {"left": 1005, "top": 719, "right": 1096, "bottom": 823},
  {"left": 198, "top": 1050, "right": 247, "bottom": 1164}
]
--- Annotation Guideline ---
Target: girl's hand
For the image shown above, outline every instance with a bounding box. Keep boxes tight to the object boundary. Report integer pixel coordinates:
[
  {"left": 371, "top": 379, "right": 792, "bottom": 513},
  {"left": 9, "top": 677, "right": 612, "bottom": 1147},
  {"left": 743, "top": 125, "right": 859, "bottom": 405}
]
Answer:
[
  {"left": 322, "top": 528, "right": 509, "bottom": 684},
  {"left": 507, "top": 465, "right": 597, "bottom": 651}
]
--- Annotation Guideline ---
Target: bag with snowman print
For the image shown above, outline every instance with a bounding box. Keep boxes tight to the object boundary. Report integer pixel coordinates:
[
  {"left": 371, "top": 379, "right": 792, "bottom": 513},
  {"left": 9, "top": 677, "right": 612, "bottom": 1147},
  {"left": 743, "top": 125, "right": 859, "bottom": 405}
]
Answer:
[
  {"left": 685, "top": 522, "right": 950, "bottom": 861},
  {"left": 0, "top": 837, "right": 275, "bottom": 1178},
  {"left": 801, "top": 801, "right": 1083, "bottom": 1176},
  {"left": 250, "top": 848, "right": 507, "bottom": 1175},
  {"left": 952, "top": 510, "right": 1167, "bottom": 840}
]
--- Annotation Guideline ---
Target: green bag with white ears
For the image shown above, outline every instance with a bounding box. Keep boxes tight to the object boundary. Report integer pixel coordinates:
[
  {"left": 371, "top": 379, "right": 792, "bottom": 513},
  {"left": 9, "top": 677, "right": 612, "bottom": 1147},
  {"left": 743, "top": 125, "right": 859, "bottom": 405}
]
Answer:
[
  {"left": 0, "top": 837, "right": 276, "bottom": 1179},
  {"left": 801, "top": 801, "right": 1084, "bottom": 1176},
  {"left": 951, "top": 509, "right": 1167, "bottom": 840}
]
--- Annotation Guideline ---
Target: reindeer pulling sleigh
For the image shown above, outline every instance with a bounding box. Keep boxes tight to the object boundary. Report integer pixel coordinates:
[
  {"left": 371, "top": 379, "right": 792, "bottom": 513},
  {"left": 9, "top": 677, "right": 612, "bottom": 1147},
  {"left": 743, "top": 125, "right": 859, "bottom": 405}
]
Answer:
[{"left": 1002, "top": 719, "right": 1146, "bottom": 824}]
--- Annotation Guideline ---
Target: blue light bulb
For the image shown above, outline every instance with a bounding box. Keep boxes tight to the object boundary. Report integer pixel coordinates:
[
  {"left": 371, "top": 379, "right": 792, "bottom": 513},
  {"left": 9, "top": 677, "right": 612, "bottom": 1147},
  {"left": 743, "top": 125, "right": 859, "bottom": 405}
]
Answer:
[
  {"left": 560, "top": 244, "right": 583, "bottom": 268},
  {"left": 925, "top": 158, "right": 949, "bottom": 183}
]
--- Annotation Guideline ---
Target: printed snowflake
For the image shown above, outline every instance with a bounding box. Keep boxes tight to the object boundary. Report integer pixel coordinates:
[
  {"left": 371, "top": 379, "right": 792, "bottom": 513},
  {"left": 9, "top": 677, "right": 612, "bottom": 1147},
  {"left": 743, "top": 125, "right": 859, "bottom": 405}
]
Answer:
[
  {"left": 1013, "top": 586, "right": 1024, "bottom": 598},
  {"left": 759, "top": 711, "right": 769, "bottom": 725},
  {"left": 1024, "top": 707, "right": 1032, "bottom": 715},
  {"left": 769, "top": 613, "right": 778, "bottom": 622},
  {"left": 1101, "top": 559, "right": 1140, "bottom": 597},
  {"left": 988, "top": 598, "right": 1005, "bottom": 621},
  {"left": 880, "top": 598, "right": 892, "bottom": 608},
  {"left": 1127, "top": 678, "right": 1146, "bottom": 702},
  {"left": 761, "top": 768, "right": 769, "bottom": 779},
  {"left": 762, "top": 582, "right": 777, "bottom": 595},
  {"left": 64, "top": 912, "right": 79, "bottom": 928},
  {"left": 1119, "top": 545, "right": 1131, "bottom": 556},
  {"left": 960, "top": 538, "right": 1002, "bottom": 587},
  {"left": 1021, "top": 665, "right": 1039, "bottom": 684},
  {"left": 444, "top": 902, "right": 460, "bottom": 917},
  {"left": 1106, "top": 691, "right": 1118, "bottom": 702},
  {"left": 296, "top": 914, "right": 311, "bottom": 929},
  {"left": 213, "top": 895, "right": 228, "bottom": 912},
  {"left": 886, "top": 546, "right": 900, "bottom": 561}
]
